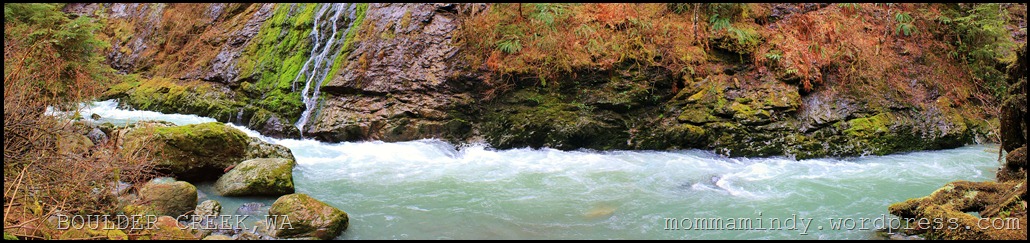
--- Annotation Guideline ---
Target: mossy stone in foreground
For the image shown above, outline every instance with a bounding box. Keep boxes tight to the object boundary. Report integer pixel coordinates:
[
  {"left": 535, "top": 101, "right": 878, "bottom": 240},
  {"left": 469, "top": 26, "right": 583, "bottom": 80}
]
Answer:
[
  {"left": 268, "top": 194, "right": 349, "bottom": 240},
  {"left": 214, "top": 158, "right": 296, "bottom": 197},
  {"left": 888, "top": 181, "right": 1026, "bottom": 240},
  {"left": 138, "top": 178, "right": 198, "bottom": 218}
]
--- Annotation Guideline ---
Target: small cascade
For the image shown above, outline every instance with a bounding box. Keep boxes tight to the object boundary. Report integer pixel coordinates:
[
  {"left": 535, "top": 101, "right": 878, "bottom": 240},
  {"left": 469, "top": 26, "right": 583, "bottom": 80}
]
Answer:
[
  {"left": 236, "top": 107, "right": 244, "bottom": 124},
  {"left": 293, "top": 3, "right": 358, "bottom": 135}
]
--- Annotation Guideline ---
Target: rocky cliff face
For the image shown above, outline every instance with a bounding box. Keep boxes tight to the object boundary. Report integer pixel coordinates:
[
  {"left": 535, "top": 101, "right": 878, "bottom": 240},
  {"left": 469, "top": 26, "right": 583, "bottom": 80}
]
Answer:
[
  {"left": 89, "top": 3, "right": 1015, "bottom": 158},
  {"left": 310, "top": 3, "right": 483, "bottom": 142}
]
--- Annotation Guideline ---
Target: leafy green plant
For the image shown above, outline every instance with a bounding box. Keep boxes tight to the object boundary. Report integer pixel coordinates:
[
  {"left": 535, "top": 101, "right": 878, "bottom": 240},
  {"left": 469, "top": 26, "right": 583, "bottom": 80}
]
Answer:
[
  {"left": 709, "top": 14, "right": 732, "bottom": 32},
  {"left": 497, "top": 39, "right": 522, "bottom": 54},
  {"left": 765, "top": 50, "right": 783, "bottom": 62},
  {"left": 529, "top": 3, "right": 567, "bottom": 30},
  {"left": 945, "top": 3, "right": 1015, "bottom": 100},
  {"left": 837, "top": 3, "right": 860, "bottom": 14},
  {"left": 667, "top": 3, "right": 691, "bottom": 15},
  {"left": 894, "top": 12, "right": 917, "bottom": 36}
]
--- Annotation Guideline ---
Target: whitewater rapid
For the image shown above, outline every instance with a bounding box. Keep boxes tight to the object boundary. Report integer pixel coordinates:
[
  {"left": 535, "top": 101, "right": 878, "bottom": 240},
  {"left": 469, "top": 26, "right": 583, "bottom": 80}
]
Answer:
[{"left": 68, "top": 100, "right": 1000, "bottom": 239}]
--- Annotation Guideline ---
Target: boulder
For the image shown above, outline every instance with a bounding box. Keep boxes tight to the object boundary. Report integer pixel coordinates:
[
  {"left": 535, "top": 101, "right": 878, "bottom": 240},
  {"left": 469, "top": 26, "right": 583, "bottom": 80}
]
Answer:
[
  {"left": 137, "top": 177, "right": 198, "bottom": 217},
  {"left": 268, "top": 194, "right": 349, "bottom": 240},
  {"left": 87, "top": 127, "right": 108, "bottom": 144},
  {"left": 244, "top": 138, "right": 295, "bottom": 161},
  {"left": 235, "top": 202, "right": 267, "bottom": 216},
  {"left": 202, "top": 234, "right": 233, "bottom": 240},
  {"left": 56, "top": 221, "right": 128, "bottom": 240},
  {"left": 214, "top": 158, "right": 295, "bottom": 196},
  {"left": 195, "top": 200, "right": 221, "bottom": 218},
  {"left": 121, "top": 122, "right": 251, "bottom": 181},
  {"left": 118, "top": 121, "right": 295, "bottom": 183},
  {"left": 137, "top": 216, "right": 198, "bottom": 240}
]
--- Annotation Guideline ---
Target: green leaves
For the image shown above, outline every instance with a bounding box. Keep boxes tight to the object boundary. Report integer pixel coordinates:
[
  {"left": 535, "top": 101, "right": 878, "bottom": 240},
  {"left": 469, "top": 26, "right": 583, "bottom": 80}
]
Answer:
[
  {"left": 709, "top": 14, "right": 732, "bottom": 32},
  {"left": 942, "top": 3, "right": 1014, "bottom": 100},
  {"left": 765, "top": 50, "right": 783, "bottom": 62},
  {"left": 530, "top": 3, "right": 567, "bottom": 30},
  {"left": 894, "top": 12, "right": 917, "bottom": 36},
  {"left": 837, "top": 3, "right": 861, "bottom": 14},
  {"left": 496, "top": 39, "right": 522, "bottom": 54}
]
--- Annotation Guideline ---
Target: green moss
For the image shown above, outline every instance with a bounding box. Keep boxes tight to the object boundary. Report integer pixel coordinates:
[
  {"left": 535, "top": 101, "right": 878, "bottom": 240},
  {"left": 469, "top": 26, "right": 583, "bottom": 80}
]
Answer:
[
  {"left": 4, "top": 232, "right": 18, "bottom": 240},
  {"left": 844, "top": 113, "right": 893, "bottom": 138},
  {"left": 888, "top": 181, "right": 1025, "bottom": 240},
  {"left": 123, "top": 122, "right": 250, "bottom": 181},
  {"left": 323, "top": 3, "right": 368, "bottom": 87},
  {"left": 215, "top": 158, "right": 295, "bottom": 196},
  {"left": 670, "top": 124, "right": 706, "bottom": 143},
  {"left": 269, "top": 194, "right": 349, "bottom": 240},
  {"left": 729, "top": 102, "right": 771, "bottom": 125},
  {"left": 236, "top": 3, "right": 325, "bottom": 124},
  {"left": 677, "top": 107, "right": 716, "bottom": 124}
]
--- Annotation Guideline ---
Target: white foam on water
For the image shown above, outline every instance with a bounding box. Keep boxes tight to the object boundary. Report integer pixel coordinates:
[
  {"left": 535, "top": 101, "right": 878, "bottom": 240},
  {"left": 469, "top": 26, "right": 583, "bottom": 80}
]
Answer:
[{"left": 73, "top": 99, "right": 1001, "bottom": 240}]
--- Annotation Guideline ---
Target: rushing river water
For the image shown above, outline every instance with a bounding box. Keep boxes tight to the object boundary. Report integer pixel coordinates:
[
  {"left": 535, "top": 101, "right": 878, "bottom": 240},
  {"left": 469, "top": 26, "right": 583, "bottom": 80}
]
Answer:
[{"left": 71, "top": 100, "right": 1001, "bottom": 239}]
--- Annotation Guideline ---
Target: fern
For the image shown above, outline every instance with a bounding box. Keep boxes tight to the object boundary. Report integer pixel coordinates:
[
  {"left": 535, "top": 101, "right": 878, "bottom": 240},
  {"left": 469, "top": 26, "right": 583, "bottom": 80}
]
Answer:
[
  {"left": 765, "top": 50, "right": 782, "bottom": 62},
  {"left": 667, "top": 3, "right": 691, "bottom": 15},
  {"left": 894, "top": 12, "right": 917, "bottom": 36},
  {"left": 530, "top": 3, "right": 567, "bottom": 30},
  {"left": 894, "top": 12, "right": 913, "bottom": 23},
  {"left": 837, "top": 3, "right": 860, "bottom": 13},
  {"left": 496, "top": 39, "right": 522, "bottom": 54},
  {"left": 709, "top": 13, "right": 732, "bottom": 32},
  {"left": 896, "top": 23, "right": 917, "bottom": 36}
]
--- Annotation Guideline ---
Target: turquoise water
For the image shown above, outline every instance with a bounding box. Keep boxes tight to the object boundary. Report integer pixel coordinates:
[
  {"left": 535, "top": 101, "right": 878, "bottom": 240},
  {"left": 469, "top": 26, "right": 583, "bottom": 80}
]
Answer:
[{"left": 72, "top": 100, "right": 1002, "bottom": 239}]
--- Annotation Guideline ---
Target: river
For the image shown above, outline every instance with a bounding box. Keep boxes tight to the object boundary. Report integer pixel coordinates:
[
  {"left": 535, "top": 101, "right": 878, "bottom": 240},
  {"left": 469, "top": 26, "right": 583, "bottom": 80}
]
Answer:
[{"left": 73, "top": 100, "right": 1001, "bottom": 239}]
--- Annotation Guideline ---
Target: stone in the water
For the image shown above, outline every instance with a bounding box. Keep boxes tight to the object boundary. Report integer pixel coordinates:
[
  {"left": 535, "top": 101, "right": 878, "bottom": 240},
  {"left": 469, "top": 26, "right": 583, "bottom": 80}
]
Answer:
[
  {"left": 236, "top": 202, "right": 266, "bottom": 215},
  {"left": 584, "top": 204, "right": 617, "bottom": 219},
  {"left": 196, "top": 200, "right": 221, "bottom": 219},
  {"left": 268, "top": 193, "right": 349, "bottom": 240},
  {"left": 214, "top": 158, "right": 295, "bottom": 196},
  {"left": 91, "top": 113, "right": 102, "bottom": 120}
]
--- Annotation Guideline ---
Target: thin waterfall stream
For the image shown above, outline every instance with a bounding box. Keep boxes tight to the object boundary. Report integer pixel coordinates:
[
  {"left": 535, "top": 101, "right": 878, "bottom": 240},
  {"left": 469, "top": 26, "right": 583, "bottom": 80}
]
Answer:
[{"left": 292, "top": 3, "right": 356, "bottom": 135}]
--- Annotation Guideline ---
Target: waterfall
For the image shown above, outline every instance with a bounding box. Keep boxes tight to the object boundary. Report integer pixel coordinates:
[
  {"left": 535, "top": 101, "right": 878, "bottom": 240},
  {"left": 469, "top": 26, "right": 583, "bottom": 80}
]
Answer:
[{"left": 293, "top": 3, "right": 357, "bottom": 135}]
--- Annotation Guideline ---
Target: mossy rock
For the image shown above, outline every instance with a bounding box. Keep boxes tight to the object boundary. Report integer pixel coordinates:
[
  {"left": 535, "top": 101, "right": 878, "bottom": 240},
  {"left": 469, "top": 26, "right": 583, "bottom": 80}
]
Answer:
[
  {"left": 135, "top": 216, "right": 198, "bottom": 240},
  {"left": 677, "top": 107, "right": 718, "bottom": 125},
  {"left": 214, "top": 158, "right": 296, "bottom": 197},
  {"left": 888, "top": 181, "right": 1026, "bottom": 240},
  {"left": 1005, "top": 146, "right": 1026, "bottom": 171},
  {"left": 268, "top": 194, "right": 349, "bottom": 240},
  {"left": 202, "top": 234, "right": 233, "bottom": 240},
  {"left": 483, "top": 90, "right": 625, "bottom": 150},
  {"left": 138, "top": 178, "right": 198, "bottom": 217},
  {"left": 729, "top": 102, "right": 771, "bottom": 125},
  {"left": 195, "top": 200, "right": 222, "bottom": 218},
  {"left": 57, "top": 133, "right": 93, "bottom": 157},
  {"left": 56, "top": 221, "right": 128, "bottom": 240},
  {"left": 122, "top": 122, "right": 250, "bottom": 181},
  {"left": 244, "top": 137, "right": 296, "bottom": 162}
]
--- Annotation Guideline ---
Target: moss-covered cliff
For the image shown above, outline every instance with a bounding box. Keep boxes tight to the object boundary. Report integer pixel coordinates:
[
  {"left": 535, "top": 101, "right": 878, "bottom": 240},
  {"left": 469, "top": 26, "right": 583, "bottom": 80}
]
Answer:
[{"left": 86, "top": 3, "right": 1026, "bottom": 158}]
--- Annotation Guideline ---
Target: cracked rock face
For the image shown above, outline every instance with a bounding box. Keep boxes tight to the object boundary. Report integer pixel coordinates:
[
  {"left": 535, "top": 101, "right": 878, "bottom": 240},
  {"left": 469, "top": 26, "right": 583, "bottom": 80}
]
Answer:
[{"left": 310, "top": 3, "right": 482, "bottom": 141}]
